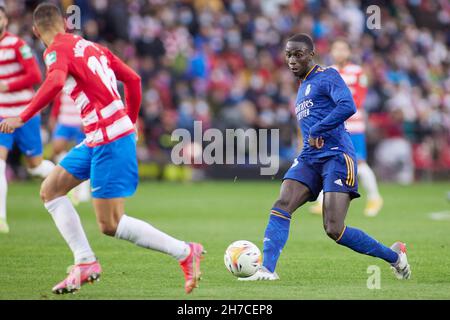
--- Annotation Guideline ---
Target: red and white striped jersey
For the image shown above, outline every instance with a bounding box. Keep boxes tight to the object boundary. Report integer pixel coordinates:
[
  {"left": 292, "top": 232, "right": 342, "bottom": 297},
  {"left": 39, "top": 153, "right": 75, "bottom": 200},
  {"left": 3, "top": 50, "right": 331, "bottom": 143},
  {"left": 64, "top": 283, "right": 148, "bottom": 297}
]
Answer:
[
  {"left": 332, "top": 63, "right": 368, "bottom": 134},
  {"left": 51, "top": 92, "right": 82, "bottom": 127},
  {"left": 21, "top": 33, "right": 141, "bottom": 147},
  {"left": 0, "top": 32, "right": 41, "bottom": 118}
]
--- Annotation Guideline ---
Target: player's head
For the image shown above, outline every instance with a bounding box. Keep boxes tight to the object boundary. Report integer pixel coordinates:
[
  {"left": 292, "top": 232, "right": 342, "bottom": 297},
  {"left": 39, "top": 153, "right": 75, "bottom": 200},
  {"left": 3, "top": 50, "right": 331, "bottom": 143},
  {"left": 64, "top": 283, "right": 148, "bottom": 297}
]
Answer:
[
  {"left": 285, "top": 33, "right": 315, "bottom": 79},
  {"left": 0, "top": 6, "right": 8, "bottom": 36},
  {"left": 330, "top": 39, "right": 351, "bottom": 66},
  {"left": 32, "top": 3, "right": 65, "bottom": 41}
]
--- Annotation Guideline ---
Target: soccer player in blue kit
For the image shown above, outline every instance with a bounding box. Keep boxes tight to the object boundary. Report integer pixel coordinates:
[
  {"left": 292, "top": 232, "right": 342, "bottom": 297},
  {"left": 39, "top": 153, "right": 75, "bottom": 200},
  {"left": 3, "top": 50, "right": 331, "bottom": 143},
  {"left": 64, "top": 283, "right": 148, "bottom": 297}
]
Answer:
[{"left": 241, "top": 34, "right": 411, "bottom": 281}]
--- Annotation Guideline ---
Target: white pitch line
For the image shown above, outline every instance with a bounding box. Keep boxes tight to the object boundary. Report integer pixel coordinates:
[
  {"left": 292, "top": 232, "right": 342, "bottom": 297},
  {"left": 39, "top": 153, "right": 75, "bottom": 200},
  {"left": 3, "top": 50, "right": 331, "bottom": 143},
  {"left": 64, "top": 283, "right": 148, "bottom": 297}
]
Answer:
[{"left": 428, "top": 211, "right": 450, "bottom": 221}]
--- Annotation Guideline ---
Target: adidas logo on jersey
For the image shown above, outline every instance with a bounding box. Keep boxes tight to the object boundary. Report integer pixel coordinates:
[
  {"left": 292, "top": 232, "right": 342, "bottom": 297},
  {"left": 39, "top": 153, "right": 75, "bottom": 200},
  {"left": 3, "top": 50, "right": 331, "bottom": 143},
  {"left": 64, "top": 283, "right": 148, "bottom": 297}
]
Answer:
[{"left": 334, "top": 179, "right": 343, "bottom": 186}]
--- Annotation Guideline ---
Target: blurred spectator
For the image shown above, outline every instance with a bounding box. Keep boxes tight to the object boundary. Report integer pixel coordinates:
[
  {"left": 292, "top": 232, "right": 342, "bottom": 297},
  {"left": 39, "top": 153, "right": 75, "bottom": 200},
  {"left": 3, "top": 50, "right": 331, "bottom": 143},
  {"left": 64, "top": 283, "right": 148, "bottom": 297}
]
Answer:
[{"left": 2, "top": 0, "right": 449, "bottom": 181}]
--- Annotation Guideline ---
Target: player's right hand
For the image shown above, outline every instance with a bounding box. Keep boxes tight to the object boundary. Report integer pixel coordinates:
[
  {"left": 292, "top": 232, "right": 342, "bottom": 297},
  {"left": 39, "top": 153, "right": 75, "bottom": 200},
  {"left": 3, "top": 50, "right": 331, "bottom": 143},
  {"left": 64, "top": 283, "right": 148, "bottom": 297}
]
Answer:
[{"left": 0, "top": 117, "right": 24, "bottom": 134}]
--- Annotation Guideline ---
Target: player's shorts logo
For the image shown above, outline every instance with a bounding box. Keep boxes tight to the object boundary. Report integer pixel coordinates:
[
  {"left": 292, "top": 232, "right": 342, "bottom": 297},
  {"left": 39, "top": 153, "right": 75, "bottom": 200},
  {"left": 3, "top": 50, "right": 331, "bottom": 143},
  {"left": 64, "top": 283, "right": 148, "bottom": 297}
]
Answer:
[{"left": 91, "top": 186, "right": 102, "bottom": 193}]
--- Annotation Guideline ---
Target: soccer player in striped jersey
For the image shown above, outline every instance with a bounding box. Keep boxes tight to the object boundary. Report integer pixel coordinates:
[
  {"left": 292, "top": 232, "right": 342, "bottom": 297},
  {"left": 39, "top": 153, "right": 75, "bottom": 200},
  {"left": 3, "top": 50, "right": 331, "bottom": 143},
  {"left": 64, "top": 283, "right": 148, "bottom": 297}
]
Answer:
[
  {"left": 240, "top": 34, "right": 410, "bottom": 281},
  {"left": 0, "top": 3, "right": 204, "bottom": 294},
  {"left": 49, "top": 92, "right": 90, "bottom": 203},
  {"left": 310, "top": 39, "right": 383, "bottom": 217},
  {"left": 0, "top": 6, "right": 55, "bottom": 234}
]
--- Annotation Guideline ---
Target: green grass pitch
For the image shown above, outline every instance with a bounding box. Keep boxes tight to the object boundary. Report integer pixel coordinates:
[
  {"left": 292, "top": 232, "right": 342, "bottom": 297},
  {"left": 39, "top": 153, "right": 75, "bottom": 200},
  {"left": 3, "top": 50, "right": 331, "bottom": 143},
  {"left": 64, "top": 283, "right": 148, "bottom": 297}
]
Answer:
[{"left": 1, "top": 180, "right": 450, "bottom": 300}]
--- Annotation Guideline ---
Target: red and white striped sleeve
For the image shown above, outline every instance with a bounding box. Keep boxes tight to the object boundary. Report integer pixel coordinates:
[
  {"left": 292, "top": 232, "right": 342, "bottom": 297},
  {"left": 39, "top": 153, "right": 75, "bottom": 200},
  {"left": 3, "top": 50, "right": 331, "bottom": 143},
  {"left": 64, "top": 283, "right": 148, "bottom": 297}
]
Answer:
[{"left": 6, "top": 39, "right": 42, "bottom": 92}]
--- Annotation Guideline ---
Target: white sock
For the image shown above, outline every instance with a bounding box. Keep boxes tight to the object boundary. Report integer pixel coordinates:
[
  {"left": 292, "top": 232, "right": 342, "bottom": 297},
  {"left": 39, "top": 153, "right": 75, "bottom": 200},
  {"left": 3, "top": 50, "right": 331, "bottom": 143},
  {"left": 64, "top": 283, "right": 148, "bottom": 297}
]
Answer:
[
  {"left": 28, "top": 160, "right": 55, "bottom": 178},
  {"left": 316, "top": 190, "right": 324, "bottom": 204},
  {"left": 358, "top": 162, "right": 380, "bottom": 200},
  {"left": 115, "top": 214, "right": 190, "bottom": 261},
  {"left": 0, "top": 159, "right": 7, "bottom": 221},
  {"left": 45, "top": 196, "right": 96, "bottom": 264}
]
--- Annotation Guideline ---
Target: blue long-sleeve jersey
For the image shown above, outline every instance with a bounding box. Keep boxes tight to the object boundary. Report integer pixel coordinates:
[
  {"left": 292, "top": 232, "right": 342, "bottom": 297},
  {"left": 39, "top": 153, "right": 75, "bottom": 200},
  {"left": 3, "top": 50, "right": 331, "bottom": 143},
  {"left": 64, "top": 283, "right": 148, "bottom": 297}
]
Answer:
[{"left": 294, "top": 64, "right": 357, "bottom": 159}]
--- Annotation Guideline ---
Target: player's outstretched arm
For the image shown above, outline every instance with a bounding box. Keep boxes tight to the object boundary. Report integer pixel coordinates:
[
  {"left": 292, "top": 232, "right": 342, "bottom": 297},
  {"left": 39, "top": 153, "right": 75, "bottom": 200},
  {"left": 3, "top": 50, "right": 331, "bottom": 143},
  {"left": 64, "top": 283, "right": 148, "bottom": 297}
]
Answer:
[
  {"left": 101, "top": 46, "right": 142, "bottom": 124},
  {"left": 309, "top": 71, "right": 356, "bottom": 138},
  {"left": 19, "top": 69, "right": 67, "bottom": 123}
]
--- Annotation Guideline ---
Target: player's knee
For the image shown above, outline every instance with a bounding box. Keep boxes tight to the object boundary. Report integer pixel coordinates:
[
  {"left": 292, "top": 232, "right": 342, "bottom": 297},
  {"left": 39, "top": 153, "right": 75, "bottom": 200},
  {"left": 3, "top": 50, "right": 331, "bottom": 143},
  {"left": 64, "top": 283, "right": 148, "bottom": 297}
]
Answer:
[
  {"left": 273, "top": 197, "right": 293, "bottom": 214},
  {"left": 324, "top": 221, "right": 343, "bottom": 241},
  {"left": 40, "top": 179, "right": 55, "bottom": 203}
]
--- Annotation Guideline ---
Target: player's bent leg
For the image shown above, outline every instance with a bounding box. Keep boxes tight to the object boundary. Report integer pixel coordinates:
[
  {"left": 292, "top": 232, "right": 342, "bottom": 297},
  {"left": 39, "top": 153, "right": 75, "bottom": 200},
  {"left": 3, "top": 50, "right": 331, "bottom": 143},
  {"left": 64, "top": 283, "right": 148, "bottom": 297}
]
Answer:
[
  {"left": 93, "top": 198, "right": 205, "bottom": 293},
  {"left": 25, "top": 155, "right": 55, "bottom": 179},
  {"left": 273, "top": 179, "right": 312, "bottom": 214},
  {"left": 40, "top": 166, "right": 98, "bottom": 294},
  {"left": 323, "top": 192, "right": 410, "bottom": 278},
  {"left": 322, "top": 192, "right": 350, "bottom": 240},
  {"left": 40, "top": 165, "right": 83, "bottom": 202},
  {"left": 242, "top": 180, "right": 311, "bottom": 281},
  {"left": 0, "top": 147, "right": 9, "bottom": 233}
]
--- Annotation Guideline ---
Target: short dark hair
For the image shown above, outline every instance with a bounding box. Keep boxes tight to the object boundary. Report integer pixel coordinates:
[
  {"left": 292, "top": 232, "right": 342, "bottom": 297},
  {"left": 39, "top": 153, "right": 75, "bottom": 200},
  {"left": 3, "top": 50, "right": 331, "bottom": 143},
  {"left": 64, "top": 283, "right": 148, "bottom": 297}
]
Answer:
[
  {"left": 287, "top": 33, "right": 315, "bottom": 51},
  {"left": 0, "top": 6, "right": 6, "bottom": 16},
  {"left": 33, "top": 2, "right": 63, "bottom": 30}
]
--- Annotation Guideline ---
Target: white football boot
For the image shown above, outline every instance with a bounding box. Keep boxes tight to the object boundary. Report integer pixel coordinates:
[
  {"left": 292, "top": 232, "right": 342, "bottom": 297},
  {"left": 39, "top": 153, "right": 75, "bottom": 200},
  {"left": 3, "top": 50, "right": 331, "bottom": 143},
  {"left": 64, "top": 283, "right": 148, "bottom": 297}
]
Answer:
[
  {"left": 390, "top": 242, "right": 411, "bottom": 280},
  {"left": 238, "top": 266, "right": 279, "bottom": 281}
]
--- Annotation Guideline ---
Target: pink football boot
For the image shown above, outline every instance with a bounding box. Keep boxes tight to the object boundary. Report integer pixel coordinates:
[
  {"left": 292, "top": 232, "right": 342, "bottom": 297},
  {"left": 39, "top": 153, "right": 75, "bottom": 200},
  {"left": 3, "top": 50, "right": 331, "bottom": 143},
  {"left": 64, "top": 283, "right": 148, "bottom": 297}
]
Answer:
[
  {"left": 179, "top": 243, "right": 205, "bottom": 294},
  {"left": 52, "top": 261, "right": 102, "bottom": 294}
]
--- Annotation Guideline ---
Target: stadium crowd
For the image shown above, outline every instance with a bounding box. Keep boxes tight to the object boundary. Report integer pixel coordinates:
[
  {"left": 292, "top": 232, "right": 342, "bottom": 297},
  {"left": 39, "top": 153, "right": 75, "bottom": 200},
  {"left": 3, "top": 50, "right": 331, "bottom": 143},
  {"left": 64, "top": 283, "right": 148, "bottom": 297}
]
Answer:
[{"left": 3, "top": 0, "right": 450, "bottom": 182}]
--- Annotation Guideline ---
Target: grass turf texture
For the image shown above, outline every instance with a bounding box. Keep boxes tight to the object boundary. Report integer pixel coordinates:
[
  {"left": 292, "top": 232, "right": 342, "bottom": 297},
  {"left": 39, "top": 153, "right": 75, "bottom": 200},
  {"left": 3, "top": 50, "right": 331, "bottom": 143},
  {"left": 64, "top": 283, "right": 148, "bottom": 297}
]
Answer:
[{"left": 1, "top": 181, "right": 450, "bottom": 300}]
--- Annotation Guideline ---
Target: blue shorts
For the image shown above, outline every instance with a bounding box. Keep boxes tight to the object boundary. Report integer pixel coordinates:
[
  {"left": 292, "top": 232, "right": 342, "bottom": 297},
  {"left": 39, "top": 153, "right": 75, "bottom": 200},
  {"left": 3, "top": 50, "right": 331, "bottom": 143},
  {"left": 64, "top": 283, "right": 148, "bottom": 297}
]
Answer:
[
  {"left": 0, "top": 115, "right": 43, "bottom": 157},
  {"left": 60, "top": 133, "right": 138, "bottom": 199},
  {"left": 284, "top": 153, "right": 360, "bottom": 201},
  {"left": 53, "top": 124, "right": 85, "bottom": 145},
  {"left": 350, "top": 133, "right": 367, "bottom": 161}
]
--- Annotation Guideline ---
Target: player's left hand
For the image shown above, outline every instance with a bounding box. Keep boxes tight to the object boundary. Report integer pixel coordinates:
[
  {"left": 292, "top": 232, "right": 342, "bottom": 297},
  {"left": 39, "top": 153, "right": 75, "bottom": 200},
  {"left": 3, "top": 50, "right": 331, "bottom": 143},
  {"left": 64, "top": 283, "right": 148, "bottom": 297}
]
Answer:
[
  {"left": 308, "top": 136, "right": 324, "bottom": 149},
  {"left": 0, "top": 117, "right": 24, "bottom": 133}
]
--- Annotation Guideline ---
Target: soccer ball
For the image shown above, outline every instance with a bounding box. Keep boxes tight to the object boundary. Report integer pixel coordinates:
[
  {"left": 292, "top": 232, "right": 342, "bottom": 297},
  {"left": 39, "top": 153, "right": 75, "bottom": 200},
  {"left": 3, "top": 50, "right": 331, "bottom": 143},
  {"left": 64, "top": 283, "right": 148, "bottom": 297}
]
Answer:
[{"left": 224, "top": 240, "right": 262, "bottom": 278}]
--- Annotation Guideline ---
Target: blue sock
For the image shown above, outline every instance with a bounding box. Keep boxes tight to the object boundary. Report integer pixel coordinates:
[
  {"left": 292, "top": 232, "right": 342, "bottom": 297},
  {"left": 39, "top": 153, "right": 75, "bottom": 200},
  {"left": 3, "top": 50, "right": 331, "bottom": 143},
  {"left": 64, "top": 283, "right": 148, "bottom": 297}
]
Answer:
[
  {"left": 336, "top": 226, "right": 398, "bottom": 264},
  {"left": 262, "top": 208, "right": 291, "bottom": 273}
]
